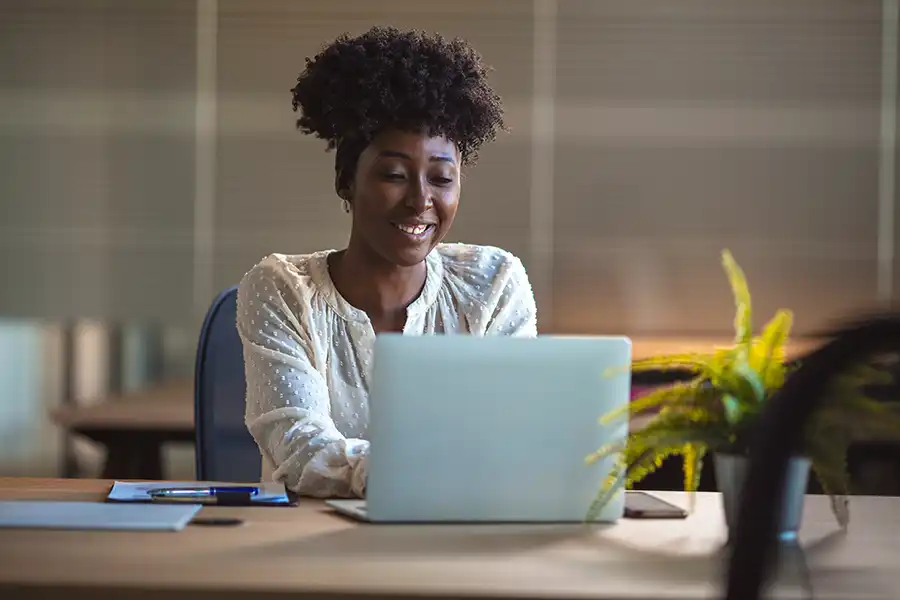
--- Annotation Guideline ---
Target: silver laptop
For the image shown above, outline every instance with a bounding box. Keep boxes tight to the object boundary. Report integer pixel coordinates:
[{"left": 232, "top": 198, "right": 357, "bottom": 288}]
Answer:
[{"left": 326, "top": 334, "right": 631, "bottom": 523}]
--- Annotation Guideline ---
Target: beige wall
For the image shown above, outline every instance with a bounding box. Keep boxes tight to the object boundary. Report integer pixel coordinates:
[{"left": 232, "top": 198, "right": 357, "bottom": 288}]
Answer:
[
  {"left": 1, "top": 0, "right": 197, "bottom": 323},
  {"left": 2, "top": 0, "right": 894, "bottom": 335},
  {"left": 552, "top": 0, "right": 887, "bottom": 335}
]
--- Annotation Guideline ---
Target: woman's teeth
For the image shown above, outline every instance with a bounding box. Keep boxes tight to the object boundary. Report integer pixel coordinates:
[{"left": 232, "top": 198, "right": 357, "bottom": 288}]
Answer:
[{"left": 394, "top": 223, "right": 431, "bottom": 235}]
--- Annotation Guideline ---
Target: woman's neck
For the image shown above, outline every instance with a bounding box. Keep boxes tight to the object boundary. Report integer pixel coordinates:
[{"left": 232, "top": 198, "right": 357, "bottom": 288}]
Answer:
[{"left": 328, "top": 244, "right": 427, "bottom": 331}]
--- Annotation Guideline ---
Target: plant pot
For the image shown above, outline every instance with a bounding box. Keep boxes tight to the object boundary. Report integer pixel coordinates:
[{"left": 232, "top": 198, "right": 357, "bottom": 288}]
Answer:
[{"left": 714, "top": 452, "right": 811, "bottom": 543}]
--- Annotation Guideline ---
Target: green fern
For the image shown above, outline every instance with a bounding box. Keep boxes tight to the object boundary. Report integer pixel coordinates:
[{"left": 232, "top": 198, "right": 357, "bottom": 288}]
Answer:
[{"left": 587, "top": 248, "right": 900, "bottom": 527}]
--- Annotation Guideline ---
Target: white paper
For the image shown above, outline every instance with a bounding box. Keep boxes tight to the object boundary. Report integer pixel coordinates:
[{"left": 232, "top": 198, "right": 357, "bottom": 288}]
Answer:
[{"left": 0, "top": 501, "right": 202, "bottom": 531}]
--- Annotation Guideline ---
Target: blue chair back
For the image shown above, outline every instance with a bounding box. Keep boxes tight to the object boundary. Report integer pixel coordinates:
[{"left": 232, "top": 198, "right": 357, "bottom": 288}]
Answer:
[{"left": 194, "top": 286, "right": 262, "bottom": 482}]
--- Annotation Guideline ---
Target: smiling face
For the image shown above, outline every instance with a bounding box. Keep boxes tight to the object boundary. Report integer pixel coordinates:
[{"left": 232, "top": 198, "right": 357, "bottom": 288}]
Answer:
[{"left": 344, "top": 129, "right": 461, "bottom": 268}]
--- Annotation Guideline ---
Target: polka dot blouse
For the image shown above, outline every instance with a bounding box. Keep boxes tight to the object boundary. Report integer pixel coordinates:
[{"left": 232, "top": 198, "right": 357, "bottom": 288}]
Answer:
[{"left": 237, "top": 243, "right": 538, "bottom": 498}]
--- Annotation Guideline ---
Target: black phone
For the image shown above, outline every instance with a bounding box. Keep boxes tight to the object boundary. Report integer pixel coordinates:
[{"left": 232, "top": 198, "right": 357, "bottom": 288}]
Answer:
[{"left": 624, "top": 491, "right": 688, "bottom": 519}]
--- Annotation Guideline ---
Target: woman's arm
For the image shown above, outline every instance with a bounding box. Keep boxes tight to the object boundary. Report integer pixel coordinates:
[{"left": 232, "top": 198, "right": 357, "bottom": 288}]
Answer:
[
  {"left": 237, "top": 256, "right": 368, "bottom": 498},
  {"left": 483, "top": 254, "right": 538, "bottom": 337}
]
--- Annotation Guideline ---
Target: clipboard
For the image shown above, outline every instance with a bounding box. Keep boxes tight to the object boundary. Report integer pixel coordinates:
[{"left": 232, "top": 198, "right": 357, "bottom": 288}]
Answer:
[{"left": 106, "top": 481, "right": 298, "bottom": 507}]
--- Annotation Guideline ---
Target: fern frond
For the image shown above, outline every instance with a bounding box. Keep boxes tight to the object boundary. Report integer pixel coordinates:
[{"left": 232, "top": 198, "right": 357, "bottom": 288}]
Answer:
[
  {"left": 585, "top": 455, "right": 628, "bottom": 521},
  {"left": 625, "top": 444, "right": 686, "bottom": 489},
  {"left": 829, "top": 397, "right": 900, "bottom": 442},
  {"left": 835, "top": 361, "right": 894, "bottom": 387},
  {"left": 804, "top": 360, "right": 900, "bottom": 528},
  {"left": 585, "top": 415, "right": 726, "bottom": 490},
  {"left": 713, "top": 360, "right": 766, "bottom": 425},
  {"left": 750, "top": 309, "right": 793, "bottom": 389},
  {"left": 600, "top": 379, "right": 709, "bottom": 425},
  {"left": 682, "top": 443, "right": 707, "bottom": 512},
  {"left": 812, "top": 464, "right": 850, "bottom": 529},
  {"left": 614, "top": 422, "right": 727, "bottom": 481},
  {"left": 721, "top": 249, "right": 753, "bottom": 352},
  {"left": 586, "top": 440, "right": 693, "bottom": 522},
  {"left": 585, "top": 423, "right": 684, "bottom": 467},
  {"left": 585, "top": 438, "right": 628, "bottom": 466},
  {"left": 805, "top": 429, "right": 851, "bottom": 528},
  {"left": 816, "top": 364, "right": 900, "bottom": 441},
  {"left": 626, "top": 406, "right": 724, "bottom": 445}
]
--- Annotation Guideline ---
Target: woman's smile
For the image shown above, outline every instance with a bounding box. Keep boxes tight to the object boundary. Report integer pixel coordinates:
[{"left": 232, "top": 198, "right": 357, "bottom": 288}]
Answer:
[{"left": 391, "top": 221, "right": 436, "bottom": 241}]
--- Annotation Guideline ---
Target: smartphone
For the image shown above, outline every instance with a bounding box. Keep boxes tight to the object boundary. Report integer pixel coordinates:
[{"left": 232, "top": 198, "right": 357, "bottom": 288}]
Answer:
[{"left": 624, "top": 491, "right": 688, "bottom": 519}]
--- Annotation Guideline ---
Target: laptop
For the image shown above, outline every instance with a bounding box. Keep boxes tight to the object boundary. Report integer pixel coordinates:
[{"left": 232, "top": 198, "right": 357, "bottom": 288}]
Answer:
[{"left": 326, "top": 334, "right": 631, "bottom": 523}]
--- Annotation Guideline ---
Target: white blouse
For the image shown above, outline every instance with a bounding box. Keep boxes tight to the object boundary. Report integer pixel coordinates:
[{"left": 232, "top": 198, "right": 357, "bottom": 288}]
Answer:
[{"left": 236, "top": 243, "right": 538, "bottom": 498}]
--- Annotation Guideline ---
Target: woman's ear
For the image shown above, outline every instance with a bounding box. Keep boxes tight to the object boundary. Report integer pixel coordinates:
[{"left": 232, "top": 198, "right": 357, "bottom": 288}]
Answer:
[
  {"left": 337, "top": 183, "right": 354, "bottom": 213},
  {"left": 339, "top": 185, "right": 354, "bottom": 201},
  {"left": 335, "top": 173, "right": 353, "bottom": 200}
]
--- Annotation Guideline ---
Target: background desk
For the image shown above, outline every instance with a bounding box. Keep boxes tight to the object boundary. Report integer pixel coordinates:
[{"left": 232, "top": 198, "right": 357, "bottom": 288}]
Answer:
[
  {"left": 1, "top": 477, "right": 898, "bottom": 600},
  {"left": 50, "top": 381, "right": 193, "bottom": 480}
]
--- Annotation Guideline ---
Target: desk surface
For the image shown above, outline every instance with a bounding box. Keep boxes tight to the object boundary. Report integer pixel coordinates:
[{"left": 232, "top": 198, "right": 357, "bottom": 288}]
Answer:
[
  {"left": 51, "top": 380, "right": 194, "bottom": 433},
  {"left": 0, "top": 477, "right": 896, "bottom": 600}
]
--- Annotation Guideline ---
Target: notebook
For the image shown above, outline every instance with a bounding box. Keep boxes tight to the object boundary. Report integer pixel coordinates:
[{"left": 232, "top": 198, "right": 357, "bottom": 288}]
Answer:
[
  {"left": 0, "top": 500, "right": 202, "bottom": 531},
  {"left": 107, "top": 480, "right": 295, "bottom": 506}
]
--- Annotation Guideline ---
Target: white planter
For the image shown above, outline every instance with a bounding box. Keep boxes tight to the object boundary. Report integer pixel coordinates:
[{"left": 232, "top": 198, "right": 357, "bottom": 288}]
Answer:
[{"left": 714, "top": 452, "right": 811, "bottom": 543}]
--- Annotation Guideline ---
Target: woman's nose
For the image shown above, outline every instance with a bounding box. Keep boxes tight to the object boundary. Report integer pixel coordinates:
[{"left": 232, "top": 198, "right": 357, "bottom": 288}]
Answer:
[{"left": 404, "top": 177, "right": 433, "bottom": 213}]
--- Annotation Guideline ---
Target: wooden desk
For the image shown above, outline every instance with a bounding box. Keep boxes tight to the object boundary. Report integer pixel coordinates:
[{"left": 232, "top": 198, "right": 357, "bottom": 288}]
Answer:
[
  {"left": 51, "top": 381, "right": 194, "bottom": 480},
  {"left": 1, "top": 478, "right": 898, "bottom": 600}
]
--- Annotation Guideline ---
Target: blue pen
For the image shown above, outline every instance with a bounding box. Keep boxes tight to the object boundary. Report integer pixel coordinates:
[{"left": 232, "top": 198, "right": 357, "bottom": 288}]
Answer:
[{"left": 148, "top": 486, "right": 260, "bottom": 501}]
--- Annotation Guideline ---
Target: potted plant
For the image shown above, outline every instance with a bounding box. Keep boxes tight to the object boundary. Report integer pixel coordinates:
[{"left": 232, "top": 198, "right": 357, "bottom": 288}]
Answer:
[{"left": 585, "top": 249, "right": 900, "bottom": 541}]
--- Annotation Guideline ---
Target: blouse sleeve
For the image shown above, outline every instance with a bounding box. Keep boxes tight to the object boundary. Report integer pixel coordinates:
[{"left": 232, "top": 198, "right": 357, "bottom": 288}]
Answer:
[
  {"left": 483, "top": 254, "right": 539, "bottom": 337},
  {"left": 237, "top": 256, "right": 368, "bottom": 498}
]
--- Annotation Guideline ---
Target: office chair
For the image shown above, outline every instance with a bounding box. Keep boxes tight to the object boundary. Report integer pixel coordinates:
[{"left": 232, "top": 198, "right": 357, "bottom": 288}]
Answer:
[
  {"left": 193, "top": 286, "right": 262, "bottom": 482},
  {"left": 725, "top": 314, "right": 900, "bottom": 599}
]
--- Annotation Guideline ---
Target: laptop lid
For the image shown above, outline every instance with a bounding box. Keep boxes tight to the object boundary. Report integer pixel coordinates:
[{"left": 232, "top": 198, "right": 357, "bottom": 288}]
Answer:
[{"left": 365, "top": 335, "right": 630, "bottom": 523}]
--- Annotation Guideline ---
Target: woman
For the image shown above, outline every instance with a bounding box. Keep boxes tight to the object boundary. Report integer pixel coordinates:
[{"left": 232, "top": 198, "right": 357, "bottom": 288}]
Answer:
[{"left": 237, "top": 26, "right": 538, "bottom": 498}]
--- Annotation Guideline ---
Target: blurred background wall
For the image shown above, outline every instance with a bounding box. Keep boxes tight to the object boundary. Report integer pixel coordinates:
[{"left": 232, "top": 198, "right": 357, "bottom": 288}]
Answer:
[{"left": 0, "top": 0, "right": 897, "bottom": 477}]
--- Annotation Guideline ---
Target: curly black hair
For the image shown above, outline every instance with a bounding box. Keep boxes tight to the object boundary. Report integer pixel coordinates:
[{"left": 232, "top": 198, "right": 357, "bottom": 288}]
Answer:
[{"left": 290, "top": 26, "right": 505, "bottom": 195}]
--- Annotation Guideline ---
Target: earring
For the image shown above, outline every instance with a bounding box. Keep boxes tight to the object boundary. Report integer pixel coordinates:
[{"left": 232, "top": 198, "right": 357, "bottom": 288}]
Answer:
[{"left": 341, "top": 198, "right": 351, "bottom": 214}]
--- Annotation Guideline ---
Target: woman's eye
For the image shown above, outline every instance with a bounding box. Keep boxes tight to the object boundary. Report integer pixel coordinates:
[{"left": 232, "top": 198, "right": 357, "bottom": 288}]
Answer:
[
  {"left": 432, "top": 177, "right": 454, "bottom": 186},
  {"left": 383, "top": 172, "right": 406, "bottom": 181}
]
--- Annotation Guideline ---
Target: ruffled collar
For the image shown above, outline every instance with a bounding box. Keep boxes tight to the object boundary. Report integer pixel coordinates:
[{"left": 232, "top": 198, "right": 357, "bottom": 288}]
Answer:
[{"left": 307, "top": 248, "right": 444, "bottom": 323}]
